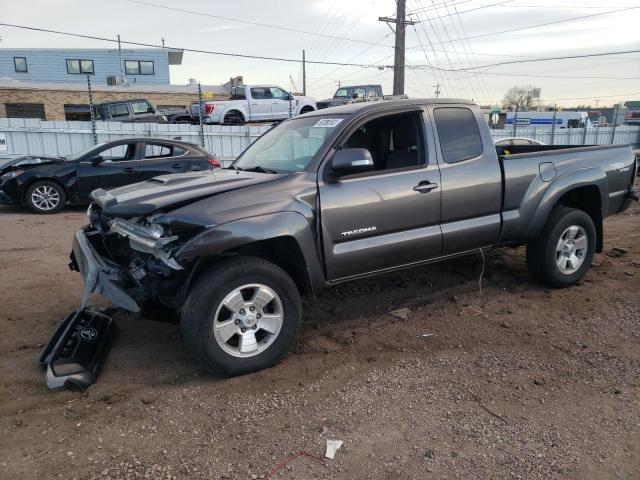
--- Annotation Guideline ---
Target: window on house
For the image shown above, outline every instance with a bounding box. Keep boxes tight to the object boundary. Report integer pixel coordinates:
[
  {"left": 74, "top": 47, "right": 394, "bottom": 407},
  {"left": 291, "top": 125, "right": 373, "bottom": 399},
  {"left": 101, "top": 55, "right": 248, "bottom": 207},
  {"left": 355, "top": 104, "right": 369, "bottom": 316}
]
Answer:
[
  {"left": 64, "top": 104, "right": 91, "bottom": 121},
  {"left": 66, "top": 59, "right": 94, "bottom": 74},
  {"left": 14, "top": 57, "right": 28, "bottom": 73},
  {"left": 124, "top": 60, "right": 155, "bottom": 75},
  {"left": 5, "top": 103, "right": 46, "bottom": 120}
]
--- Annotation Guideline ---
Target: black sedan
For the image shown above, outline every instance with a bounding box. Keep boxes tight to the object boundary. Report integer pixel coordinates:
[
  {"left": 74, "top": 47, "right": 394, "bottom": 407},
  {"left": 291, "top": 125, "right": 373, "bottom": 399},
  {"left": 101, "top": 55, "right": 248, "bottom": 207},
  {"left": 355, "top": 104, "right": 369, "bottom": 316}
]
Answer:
[{"left": 0, "top": 138, "right": 217, "bottom": 213}]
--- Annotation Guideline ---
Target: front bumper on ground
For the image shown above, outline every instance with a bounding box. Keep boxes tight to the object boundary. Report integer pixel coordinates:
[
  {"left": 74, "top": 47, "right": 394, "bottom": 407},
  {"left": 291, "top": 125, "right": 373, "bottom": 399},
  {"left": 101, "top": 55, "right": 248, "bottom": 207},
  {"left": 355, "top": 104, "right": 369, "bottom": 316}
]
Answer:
[{"left": 71, "top": 229, "right": 140, "bottom": 312}]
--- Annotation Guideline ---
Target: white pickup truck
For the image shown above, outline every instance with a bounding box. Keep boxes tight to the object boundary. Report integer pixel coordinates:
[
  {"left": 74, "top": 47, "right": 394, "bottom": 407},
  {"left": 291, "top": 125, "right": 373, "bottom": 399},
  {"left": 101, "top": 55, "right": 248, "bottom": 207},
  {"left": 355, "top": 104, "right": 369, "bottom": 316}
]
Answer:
[{"left": 191, "top": 85, "right": 317, "bottom": 125}]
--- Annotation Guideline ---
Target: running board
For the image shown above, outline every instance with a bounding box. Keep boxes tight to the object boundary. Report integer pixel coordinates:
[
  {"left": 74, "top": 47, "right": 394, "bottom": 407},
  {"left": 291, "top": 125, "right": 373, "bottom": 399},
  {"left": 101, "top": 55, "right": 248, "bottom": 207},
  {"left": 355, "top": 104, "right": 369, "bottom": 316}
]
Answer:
[{"left": 39, "top": 308, "right": 117, "bottom": 390}]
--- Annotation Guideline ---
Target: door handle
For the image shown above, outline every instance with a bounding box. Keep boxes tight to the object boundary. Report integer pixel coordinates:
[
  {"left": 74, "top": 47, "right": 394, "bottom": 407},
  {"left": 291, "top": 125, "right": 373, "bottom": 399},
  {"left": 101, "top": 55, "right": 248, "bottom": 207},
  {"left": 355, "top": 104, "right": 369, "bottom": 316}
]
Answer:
[
  {"left": 171, "top": 163, "right": 182, "bottom": 169},
  {"left": 123, "top": 167, "right": 135, "bottom": 174},
  {"left": 413, "top": 181, "right": 438, "bottom": 193}
]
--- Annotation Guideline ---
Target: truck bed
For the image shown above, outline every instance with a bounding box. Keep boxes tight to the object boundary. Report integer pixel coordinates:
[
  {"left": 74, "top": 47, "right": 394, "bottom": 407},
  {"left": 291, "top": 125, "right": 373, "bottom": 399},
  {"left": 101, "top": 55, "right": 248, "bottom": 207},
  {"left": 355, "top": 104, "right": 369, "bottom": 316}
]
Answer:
[{"left": 497, "top": 144, "right": 636, "bottom": 246}]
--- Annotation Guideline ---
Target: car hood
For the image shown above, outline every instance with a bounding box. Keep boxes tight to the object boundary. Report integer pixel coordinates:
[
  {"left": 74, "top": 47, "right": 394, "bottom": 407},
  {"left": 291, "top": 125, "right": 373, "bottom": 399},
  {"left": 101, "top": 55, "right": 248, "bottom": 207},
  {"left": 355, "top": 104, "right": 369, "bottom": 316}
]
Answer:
[
  {"left": 0, "top": 155, "right": 67, "bottom": 173},
  {"left": 91, "top": 169, "right": 287, "bottom": 218}
]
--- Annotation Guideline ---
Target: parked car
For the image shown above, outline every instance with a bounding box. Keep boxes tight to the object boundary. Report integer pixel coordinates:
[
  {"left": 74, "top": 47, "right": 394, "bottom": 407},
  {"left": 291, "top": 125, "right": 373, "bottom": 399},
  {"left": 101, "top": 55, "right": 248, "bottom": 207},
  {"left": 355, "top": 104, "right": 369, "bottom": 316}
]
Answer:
[
  {"left": 190, "top": 85, "right": 317, "bottom": 125},
  {"left": 0, "top": 139, "right": 215, "bottom": 213},
  {"left": 494, "top": 137, "right": 544, "bottom": 147},
  {"left": 94, "top": 99, "right": 168, "bottom": 124},
  {"left": 69, "top": 99, "right": 638, "bottom": 376},
  {"left": 316, "top": 84, "right": 407, "bottom": 109}
]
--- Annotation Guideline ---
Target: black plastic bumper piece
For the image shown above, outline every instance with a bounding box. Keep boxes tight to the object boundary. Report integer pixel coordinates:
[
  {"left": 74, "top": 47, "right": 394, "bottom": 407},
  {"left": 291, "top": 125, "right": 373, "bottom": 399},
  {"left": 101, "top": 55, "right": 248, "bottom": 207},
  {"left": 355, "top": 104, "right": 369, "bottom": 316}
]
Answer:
[
  {"left": 0, "top": 188, "right": 17, "bottom": 204},
  {"left": 39, "top": 308, "right": 116, "bottom": 390}
]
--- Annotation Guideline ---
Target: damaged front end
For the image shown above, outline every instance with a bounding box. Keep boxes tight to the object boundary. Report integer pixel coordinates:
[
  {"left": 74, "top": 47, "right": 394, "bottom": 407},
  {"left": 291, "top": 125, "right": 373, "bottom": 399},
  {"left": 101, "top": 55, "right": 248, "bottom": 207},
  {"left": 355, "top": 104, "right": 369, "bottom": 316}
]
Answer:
[{"left": 70, "top": 201, "right": 202, "bottom": 313}]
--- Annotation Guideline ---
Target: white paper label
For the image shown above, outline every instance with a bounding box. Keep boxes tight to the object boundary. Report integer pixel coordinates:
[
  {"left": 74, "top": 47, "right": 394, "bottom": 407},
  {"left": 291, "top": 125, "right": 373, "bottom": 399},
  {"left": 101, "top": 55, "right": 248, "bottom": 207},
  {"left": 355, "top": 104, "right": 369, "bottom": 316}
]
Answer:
[
  {"left": 0, "top": 133, "right": 7, "bottom": 152},
  {"left": 313, "top": 118, "right": 343, "bottom": 128}
]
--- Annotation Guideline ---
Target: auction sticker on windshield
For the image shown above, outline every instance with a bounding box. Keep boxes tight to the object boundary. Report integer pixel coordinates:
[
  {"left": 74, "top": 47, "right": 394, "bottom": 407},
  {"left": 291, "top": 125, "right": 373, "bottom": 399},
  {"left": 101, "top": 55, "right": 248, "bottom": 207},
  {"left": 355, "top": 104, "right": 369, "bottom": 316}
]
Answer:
[{"left": 313, "top": 118, "right": 343, "bottom": 128}]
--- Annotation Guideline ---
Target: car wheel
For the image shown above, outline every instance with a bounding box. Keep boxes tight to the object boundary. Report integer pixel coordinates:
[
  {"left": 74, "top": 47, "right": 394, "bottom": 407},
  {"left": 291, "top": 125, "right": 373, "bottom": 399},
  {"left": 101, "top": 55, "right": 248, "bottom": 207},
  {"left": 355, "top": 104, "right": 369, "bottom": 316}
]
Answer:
[
  {"left": 180, "top": 256, "right": 302, "bottom": 376},
  {"left": 300, "top": 106, "right": 315, "bottom": 115},
  {"left": 25, "top": 180, "right": 67, "bottom": 214},
  {"left": 222, "top": 111, "right": 245, "bottom": 125},
  {"left": 526, "top": 206, "right": 596, "bottom": 288}
]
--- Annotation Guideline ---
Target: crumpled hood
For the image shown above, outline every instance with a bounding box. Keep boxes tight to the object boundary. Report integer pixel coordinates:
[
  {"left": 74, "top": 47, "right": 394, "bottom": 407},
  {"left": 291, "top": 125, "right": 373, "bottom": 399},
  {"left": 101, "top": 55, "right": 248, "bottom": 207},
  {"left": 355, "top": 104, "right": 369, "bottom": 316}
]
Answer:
[
  {"left": 0, "top": 155, "right": 66, "bottom": 174},
  {"left": 90, "top": 169, "right": 286, "bottom": 218}
]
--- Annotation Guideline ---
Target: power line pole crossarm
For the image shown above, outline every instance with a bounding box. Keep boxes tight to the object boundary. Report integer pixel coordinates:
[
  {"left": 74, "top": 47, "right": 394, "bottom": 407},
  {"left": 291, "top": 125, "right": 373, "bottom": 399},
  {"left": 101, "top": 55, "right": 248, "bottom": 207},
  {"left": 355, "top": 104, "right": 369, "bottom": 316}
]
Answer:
[{"left": 379, "top": 0, "right": 417, "bottom": 96}]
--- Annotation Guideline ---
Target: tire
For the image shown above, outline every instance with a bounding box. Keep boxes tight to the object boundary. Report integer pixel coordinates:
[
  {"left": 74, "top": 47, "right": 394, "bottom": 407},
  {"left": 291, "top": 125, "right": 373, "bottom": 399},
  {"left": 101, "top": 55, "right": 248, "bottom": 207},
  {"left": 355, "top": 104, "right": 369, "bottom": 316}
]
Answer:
[
  {"left": 180, "top": 256, "right": 302, "bottom": 376},
  {"left": 526, "top": 206, "right": 596, "bottom": 288},
  {"left": 222, "top": 111, "right": 245, "bottom": 126},
  {"left": 25, "top": 180, "right": 66, "bottom": 214}
]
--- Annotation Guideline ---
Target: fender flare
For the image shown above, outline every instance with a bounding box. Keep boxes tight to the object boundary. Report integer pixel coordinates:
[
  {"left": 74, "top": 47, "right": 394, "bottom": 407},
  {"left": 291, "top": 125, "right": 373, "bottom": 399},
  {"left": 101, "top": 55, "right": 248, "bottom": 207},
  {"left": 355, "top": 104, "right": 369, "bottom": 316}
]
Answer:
[
  {"left": 176, "top": 211, "right": 326, "bottom": 295},
  {"left": 524, "top": 166, "right": 608, "bottom": 241},
  {"left": 220, "top": 106, "right": 247, "bottom": 122},
  {"left": 296, "top": 102, "right": 316, "bottom": 115}
]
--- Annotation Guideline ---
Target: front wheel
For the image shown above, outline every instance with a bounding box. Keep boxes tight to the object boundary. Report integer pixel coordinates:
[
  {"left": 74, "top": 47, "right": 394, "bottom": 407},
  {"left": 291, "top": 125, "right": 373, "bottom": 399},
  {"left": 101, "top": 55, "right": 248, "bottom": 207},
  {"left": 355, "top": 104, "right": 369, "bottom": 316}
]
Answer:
[
  {"left": 25, "top": 180, "right": 66, "bottom": 214},
  {"left": 526, "top": 206, "right": 596, "bottom": 288},
  {"left": 180, "top": 257, "right": 302, "bottom": 376}
]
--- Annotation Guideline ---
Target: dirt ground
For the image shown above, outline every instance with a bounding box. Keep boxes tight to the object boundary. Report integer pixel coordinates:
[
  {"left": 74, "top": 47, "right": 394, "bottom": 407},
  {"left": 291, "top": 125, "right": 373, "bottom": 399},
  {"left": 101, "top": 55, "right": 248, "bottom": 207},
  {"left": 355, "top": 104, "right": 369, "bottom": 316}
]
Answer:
[{"left": 0, "top": 195, "right": 639, "bottom": 480}]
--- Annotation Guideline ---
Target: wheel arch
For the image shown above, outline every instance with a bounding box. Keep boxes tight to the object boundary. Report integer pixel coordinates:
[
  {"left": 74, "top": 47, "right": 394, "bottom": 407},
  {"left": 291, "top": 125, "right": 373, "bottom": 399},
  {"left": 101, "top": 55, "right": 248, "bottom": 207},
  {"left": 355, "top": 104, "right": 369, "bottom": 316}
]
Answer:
[
  {"left": 22, "top": 177, "right": 69, "bottom": 205},
  {"left": 525, "top": 168, "right": 607, "bottom": 252},
  {"left": 176, "top": 212, "right": 326, "bottom": 299},
  {"left": 222, "top": 108, "right": 246, "bottom": 122}
]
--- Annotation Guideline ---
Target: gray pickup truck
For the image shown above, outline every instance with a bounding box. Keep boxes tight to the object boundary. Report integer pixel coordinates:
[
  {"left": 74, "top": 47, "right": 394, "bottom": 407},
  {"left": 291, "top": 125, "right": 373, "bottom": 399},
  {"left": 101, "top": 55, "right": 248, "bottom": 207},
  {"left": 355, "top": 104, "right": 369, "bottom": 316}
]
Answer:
[{"left": 71, "top": 99, "right": 638, "bottom": 376}]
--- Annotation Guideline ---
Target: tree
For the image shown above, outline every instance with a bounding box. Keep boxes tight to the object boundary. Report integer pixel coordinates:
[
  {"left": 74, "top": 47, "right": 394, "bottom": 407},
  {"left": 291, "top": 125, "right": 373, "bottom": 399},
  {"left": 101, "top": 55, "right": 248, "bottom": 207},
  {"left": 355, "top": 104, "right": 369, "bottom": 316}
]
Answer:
[{"left": 502, "top": 86, "right": 538, "bottom": 111}]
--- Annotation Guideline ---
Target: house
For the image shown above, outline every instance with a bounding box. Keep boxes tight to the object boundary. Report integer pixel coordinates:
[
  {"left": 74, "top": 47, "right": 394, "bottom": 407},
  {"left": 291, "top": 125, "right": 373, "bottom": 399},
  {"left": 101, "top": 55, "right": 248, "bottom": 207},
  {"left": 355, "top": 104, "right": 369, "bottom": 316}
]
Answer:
[{"left": 0, "top": 47, "right": 183, "bottom": 85}]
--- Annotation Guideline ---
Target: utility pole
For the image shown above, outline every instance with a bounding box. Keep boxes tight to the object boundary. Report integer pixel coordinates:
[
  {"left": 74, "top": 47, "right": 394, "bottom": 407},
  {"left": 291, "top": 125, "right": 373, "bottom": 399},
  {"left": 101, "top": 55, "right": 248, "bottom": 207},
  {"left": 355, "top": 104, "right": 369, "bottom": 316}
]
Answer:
[
  {"left": 302, "top": 50, "right": 306, "bottom": 96},
  {"left": 433, "top": 83, "right": 442, "bottom": 98},
  {"left": 335, "top": 80, "right": 341, "bottom": 89},
  {"left": 117, "top": 34, "right": 124, "bottom": 79},
  {"left": 379, "top": 0, "right": 417, "bottom": 96}
]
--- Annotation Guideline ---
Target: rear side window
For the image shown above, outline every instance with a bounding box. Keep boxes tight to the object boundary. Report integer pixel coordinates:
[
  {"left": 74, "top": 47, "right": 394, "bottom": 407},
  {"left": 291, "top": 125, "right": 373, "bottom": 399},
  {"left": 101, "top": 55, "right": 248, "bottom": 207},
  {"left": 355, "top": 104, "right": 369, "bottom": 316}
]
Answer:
[
  {"left": 109, "top": 103, "right": 130, "bottom": 118},
  {"left": 230, "top": 87, "right": 246, "bottom": 100},
  {"left": 433, "top": 107, "right": 483, "bottom": 163}
]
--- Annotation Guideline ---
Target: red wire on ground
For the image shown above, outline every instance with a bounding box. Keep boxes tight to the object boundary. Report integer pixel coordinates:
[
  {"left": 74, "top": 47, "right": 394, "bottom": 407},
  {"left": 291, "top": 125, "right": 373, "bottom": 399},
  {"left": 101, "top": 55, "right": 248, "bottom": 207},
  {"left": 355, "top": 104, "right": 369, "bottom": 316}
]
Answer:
[{"left": 263, "top": 451, "right": 325, "bottom": 479}]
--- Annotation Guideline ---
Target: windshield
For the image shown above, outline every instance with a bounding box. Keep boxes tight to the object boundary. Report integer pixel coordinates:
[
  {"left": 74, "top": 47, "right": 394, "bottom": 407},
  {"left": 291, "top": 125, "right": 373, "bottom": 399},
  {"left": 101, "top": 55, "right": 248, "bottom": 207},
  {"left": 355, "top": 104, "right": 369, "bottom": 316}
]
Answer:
[
  {"left": 232, "top": 115, "right": 346, "bottom": 173},
  {"left": 66, "top": 142, "right": 109, "bottom": 161},
  {"left": 334, "top": 88, "right": 349, "bottom": 98}
]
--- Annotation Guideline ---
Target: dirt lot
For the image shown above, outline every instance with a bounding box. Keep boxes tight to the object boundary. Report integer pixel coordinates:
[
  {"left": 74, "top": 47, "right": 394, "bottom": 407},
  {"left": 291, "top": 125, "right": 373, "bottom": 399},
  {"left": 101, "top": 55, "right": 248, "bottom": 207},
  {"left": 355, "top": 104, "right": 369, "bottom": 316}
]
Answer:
[{"left": 0, "top": 197, "right": 639, "bottom": 480}]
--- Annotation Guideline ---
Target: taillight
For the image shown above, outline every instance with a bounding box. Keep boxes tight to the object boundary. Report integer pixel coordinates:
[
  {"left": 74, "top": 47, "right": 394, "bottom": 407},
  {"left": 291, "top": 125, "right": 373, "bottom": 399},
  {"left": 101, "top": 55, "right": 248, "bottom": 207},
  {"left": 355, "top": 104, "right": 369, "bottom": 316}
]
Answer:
[
  {"left": 204, "top": 104, "right": 215, "bottom": 115},
  {"left": 208, "top": 156, "right": 221, "bottom": 168}
]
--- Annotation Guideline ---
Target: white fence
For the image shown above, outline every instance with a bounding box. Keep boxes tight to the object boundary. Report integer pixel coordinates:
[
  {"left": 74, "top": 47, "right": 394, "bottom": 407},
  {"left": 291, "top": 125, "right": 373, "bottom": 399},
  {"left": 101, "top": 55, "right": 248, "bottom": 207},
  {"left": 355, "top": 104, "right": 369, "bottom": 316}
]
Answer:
[
  {"left": 490, "top": 125, "right": 640, "bottom": 146},
  {"left": 1, "top": 119, "right": 639, "bottom": 164},
  {"left": 0, "top": 118, "right": 271, "bottom": 166}
]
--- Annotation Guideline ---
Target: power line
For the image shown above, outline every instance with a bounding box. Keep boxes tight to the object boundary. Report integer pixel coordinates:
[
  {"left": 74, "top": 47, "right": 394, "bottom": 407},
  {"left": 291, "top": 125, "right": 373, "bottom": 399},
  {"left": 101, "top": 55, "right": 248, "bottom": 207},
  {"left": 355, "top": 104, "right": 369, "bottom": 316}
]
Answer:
[
  {"left": 124, "top": 0, "right": 394, "bottom": 48},
  {"left": 409, "top": 48, "right": 640, "bottom": 71},
  {"left": 0, "top": 22, "right": 389, "bottom": 69},
  {"left": 410, "top": 4, "right": 640, "bottom": 47}
]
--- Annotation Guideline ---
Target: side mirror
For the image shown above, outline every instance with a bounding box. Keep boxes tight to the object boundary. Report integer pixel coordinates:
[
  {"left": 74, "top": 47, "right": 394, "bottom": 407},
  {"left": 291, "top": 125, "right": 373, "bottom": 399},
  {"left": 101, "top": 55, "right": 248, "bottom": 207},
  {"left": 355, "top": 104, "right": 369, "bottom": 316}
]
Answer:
[
  {"left": 91, "top": 155, "right": 104, "bottom": 165},
  {"left": 352, "top": 92, "right": 358, "bottom": 99},
  {"left": 331, "top": 148, "right": 374, "bottom": 176}
]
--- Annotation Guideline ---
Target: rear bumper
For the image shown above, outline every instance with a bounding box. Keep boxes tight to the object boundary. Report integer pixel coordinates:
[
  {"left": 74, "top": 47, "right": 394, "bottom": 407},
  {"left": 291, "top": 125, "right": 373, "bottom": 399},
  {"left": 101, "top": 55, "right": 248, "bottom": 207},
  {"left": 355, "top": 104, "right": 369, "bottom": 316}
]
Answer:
[{"left": 71, "top": 229, "right": 140, "bottom": 312}]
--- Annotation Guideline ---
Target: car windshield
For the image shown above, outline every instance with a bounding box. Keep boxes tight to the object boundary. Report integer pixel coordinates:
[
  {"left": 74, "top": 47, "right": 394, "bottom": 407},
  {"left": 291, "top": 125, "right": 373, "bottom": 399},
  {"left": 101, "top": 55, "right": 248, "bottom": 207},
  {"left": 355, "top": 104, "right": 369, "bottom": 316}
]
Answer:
[
  {"left": 232, "top": 115, "right": 346, "bottom": 173},
  {"left": 66, "top": 142, "right": 109, "bottom": 161}
]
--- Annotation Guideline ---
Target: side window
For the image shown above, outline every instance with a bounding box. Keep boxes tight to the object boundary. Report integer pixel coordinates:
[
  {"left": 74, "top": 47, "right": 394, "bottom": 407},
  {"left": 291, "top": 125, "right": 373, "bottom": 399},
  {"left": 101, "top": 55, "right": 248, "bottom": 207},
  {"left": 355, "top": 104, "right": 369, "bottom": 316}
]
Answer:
[
  {"left": 250, "top": 87, "right": 271, "bottom": 100},
  {"left": 433, "top": 107, "right": 483, "bottom": 163},
  {"left": 109, "top": 103, "right": 130, "bottom": 118},
  {"left": 270, "top": 87, "right": 289, "bottom": 100},
  {"left": 366, "top": 87, "right": 379, "bottom": 98},
  {"left": 354, "top": 87, "right": 366, "bottom": 98},
  {"left": 144, "top": 144, "right": 172, "bottom": 159},
  {"left": 98, "top": 144, "right": 136, "bottom": 162},
  {"left": 230, "top": 87, "right": 246, "bottom": 100},
  {"left": 341, "top": 112, "right": 425, "bottom": 172},
  {"left": 131, "top": 101, "right": 153, "bottom": 115}
]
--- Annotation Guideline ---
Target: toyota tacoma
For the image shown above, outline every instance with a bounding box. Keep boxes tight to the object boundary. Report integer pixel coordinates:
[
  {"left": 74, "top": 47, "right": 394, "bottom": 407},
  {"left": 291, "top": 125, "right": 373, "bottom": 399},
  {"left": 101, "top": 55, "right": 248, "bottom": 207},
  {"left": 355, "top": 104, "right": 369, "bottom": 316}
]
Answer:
[{"left": 69, "top": 99, "right": 638, "bottom": 376}]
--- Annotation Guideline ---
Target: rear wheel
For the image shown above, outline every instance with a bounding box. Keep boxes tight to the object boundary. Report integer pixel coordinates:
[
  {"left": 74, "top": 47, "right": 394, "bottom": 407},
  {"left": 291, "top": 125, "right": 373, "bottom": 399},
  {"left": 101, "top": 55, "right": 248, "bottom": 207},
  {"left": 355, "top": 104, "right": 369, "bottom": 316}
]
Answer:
[
  {"left": 299, "top": 106, "right": 315, "bottom": 115},
  {"left": 180, "top": 257, "right": 301, "bottom": 376},
  {"left": 25, "top": 180, "right": 66, "bottom": 214},
  {"left": 526, "top": 207, "right": 596, "bottom": 287},
  {"left": 222, "top": 111, "right": 245, "bottom": 125}
]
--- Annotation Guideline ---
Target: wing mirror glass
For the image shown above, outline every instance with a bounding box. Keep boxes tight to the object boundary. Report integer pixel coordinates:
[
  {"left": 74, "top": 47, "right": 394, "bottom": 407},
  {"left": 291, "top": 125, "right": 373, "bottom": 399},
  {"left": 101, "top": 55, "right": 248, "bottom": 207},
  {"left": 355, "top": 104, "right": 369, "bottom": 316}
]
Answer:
[
  {"left": 91, "top": 155, "right": 104, "bottom": 165},
  {"left": 331, "top": 148, "right": 374, "bottom": 176},
  {"left": 351, "top": 92, "right": 358, "bottom": 99}
]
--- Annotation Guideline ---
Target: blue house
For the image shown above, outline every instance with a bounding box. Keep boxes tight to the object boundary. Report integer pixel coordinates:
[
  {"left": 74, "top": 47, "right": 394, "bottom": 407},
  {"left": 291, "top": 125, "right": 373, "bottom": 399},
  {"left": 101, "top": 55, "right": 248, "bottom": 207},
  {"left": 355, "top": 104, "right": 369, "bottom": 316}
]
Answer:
[{"left": 0, "top": 48, "right": 183, "bottom": 85}]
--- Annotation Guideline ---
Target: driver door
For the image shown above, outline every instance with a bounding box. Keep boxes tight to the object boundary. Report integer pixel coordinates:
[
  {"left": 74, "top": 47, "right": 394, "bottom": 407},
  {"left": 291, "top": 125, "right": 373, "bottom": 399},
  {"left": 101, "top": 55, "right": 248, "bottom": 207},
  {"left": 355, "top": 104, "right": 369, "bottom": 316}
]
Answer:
[
  {"left": 76, "top": 141, "right": 142, "bottom": 199},
  {"left": 318, "top": 110, "right": 442, "bottom": 281}
]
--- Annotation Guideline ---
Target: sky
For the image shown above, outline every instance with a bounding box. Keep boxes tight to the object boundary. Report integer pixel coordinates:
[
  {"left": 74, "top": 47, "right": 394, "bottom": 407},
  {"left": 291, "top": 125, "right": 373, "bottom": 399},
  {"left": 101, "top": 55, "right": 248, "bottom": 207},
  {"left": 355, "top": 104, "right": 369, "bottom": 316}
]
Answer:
[{"left": 1, "top": 0, "right": 639, "bottom": 107}]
